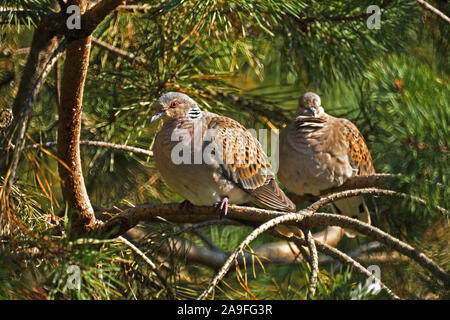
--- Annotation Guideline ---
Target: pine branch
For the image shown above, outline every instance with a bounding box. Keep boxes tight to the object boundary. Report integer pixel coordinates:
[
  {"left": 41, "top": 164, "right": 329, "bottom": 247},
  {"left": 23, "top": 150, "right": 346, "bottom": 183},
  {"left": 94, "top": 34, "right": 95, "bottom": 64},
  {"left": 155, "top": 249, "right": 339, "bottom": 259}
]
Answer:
[
  {"left": 117, "top": 235, "right": 174, "bottom": 299},
  {"left": 313, "top": 241, "right": 401, "bottom": 300},
  {"left": 196, "top": 210, "right": 402, "bottom": 300},
  {"left": 0, "top": 38, "right": 66, "bottom": 203},
  {"left": 294, "top": 0, "right": 394, "bottom": 26},
  {"left": 117, "top": 5, "right": 153, "bottom": 13},
  {"left": 288, "top": 173, "right": 396, "bottom": 204},
  {"left": 57, "top": 4, "right": 96, "bottom": 235},
  {"left": 91, "top": 188, "right": 450, "bottom": 288},
  {"left": 307, "top": 187, "right": 448, "bottom": 216},
  {"left": 92, "top": 37, "right": 150, "bottom": 66},
  {"left": 0, "top": 8, "right": 41, "bottom": 25},
  {"left": 415, "top": 0, "right": 450, "bottom": 24},
  {"left": 304, "top": 229, "right": 319, "bottom": 297},
  {"left": 319, "top": 241, "right": 384, "bottom": 268},
  {"left": 1, "top": 140, "right": 154, "bottom": 157}
]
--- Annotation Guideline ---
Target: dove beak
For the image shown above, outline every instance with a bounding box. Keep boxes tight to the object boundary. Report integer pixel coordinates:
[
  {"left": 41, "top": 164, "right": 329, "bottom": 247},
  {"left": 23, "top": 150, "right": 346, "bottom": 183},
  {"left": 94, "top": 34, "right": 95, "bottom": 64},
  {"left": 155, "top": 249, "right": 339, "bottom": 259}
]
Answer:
[
  {"left": 150, "top": 111, "right": 164, "bottom": 123},
  {"left": 309, "top": 107, "right": 318, "bottom": 118}
]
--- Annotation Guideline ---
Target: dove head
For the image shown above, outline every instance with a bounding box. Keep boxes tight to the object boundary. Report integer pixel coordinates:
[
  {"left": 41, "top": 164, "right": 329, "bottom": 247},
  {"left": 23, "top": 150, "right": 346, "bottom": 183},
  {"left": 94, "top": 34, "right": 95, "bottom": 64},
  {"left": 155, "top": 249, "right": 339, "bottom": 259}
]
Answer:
[
  {"left": 296, "top": 92, "right": 324, "bottom": 118},
  {"left": 151, "top": 92, "right": 202, "bottom": 123}
]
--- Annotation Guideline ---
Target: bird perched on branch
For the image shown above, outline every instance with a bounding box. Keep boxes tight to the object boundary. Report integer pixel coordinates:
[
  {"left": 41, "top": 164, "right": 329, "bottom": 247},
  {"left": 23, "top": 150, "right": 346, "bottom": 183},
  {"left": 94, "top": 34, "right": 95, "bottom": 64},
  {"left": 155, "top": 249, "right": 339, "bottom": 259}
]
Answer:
[
  {"left": 151, "top": 92, "right": 299, "bottom": 236},
  {"left": 278, "top": 92, "right": 375, "bottom": 237}
]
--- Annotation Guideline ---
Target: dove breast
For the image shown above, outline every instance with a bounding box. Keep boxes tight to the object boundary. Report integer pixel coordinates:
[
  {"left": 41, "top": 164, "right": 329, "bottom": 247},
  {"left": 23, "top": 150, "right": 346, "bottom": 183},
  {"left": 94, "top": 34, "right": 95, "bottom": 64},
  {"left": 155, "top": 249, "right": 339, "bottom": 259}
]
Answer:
[{"left": 278, "top": 114, "right": 355, "bottom": 196}]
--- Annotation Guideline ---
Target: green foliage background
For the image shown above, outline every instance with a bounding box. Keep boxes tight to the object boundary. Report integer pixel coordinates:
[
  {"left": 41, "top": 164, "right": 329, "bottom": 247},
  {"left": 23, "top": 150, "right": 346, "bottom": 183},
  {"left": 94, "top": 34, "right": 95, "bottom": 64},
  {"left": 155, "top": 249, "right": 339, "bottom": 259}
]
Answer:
[{"left": 0, "top": 0, "right": 448, "bottom": 299}]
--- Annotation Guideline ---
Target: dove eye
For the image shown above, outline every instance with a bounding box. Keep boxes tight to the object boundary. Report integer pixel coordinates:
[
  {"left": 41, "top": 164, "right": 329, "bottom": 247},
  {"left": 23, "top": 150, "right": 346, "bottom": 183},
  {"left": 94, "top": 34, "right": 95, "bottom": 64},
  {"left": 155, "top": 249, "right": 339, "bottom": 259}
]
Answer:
[{"left": 170, "top": 101, "right": 179, "bottom": 108}]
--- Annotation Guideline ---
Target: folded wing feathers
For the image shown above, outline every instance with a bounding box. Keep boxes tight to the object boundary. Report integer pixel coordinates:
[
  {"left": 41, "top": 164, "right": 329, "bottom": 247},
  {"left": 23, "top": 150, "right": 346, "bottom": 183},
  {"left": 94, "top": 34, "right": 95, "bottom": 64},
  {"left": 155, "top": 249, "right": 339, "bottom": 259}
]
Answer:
[{"left": 208, "top": 115, "right": 295, "bottom": 212}]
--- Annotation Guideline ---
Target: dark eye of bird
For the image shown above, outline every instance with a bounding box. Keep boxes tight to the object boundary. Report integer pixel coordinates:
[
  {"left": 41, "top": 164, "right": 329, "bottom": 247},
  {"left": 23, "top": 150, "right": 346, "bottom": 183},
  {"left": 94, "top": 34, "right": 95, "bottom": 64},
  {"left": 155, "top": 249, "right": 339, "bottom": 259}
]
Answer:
[{"left": 170, "top": 101, "right": 179, "bottom": 108}]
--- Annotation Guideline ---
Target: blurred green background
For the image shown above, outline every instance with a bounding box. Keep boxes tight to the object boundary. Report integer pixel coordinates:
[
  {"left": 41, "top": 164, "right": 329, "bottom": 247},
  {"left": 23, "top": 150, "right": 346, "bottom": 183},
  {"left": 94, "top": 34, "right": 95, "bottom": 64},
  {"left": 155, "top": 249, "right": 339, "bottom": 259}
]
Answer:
[{"left": 0, "top": 0, "right": 448, "bottom": 299}]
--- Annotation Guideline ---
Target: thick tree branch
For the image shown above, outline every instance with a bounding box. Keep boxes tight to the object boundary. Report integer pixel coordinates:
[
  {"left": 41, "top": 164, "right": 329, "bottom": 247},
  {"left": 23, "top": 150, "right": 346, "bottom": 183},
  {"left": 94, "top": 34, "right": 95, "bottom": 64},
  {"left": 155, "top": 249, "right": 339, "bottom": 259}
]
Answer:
[
  {"left": 156, "top": 221, "right": 344, "bottom": 270},
  {"left": 1, "top": 0, "right": 127, "bottom": 232},
  {"left": 57, "top": 0, "right": 96, "bottom": 235},
  {"left": 96, "top": 187, "right": 444, "bottom": 239},
  {"left": 92, "top": 188, "right": 449, "bottom": 288},
  {"left": 196, "top": 210, "right": 403, "bottom": 300},
  {"left": 52, "top": 0, "right": 131, "bottom": 236}
]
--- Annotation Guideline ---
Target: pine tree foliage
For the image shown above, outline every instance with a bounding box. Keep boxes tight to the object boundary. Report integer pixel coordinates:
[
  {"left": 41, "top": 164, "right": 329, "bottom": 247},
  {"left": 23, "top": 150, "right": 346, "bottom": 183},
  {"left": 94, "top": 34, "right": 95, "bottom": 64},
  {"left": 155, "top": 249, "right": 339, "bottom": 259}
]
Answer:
[{"left": 0, "top": 0, "right": 448, "bottom": 299}]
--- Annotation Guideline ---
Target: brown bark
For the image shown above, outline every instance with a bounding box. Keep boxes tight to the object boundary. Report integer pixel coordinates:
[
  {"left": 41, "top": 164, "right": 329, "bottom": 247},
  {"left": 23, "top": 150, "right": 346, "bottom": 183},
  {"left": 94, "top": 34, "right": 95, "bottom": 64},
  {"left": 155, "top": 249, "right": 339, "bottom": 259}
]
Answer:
[
  {"left": 1, "top": 20, "right": 58, "bottom": 159},
  {"left": 1, "top": 0, "right": 141, "bottom": 235},
  {"left": 57, "top": 0, "right": 95, "bottom": 235},
  {"left": 57, "top": 0, "right": 128, "bottom": 235},
  {"left": 0, "top": 17, "right": 62, "bottom": 225}
]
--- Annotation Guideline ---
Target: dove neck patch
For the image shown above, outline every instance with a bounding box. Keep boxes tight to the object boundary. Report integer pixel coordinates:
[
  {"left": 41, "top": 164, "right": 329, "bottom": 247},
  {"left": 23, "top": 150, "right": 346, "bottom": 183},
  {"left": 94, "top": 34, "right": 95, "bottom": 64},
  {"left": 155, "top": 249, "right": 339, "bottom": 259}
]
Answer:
[{"left": 187, "top": 107, "right": 202, "bottom": 120}]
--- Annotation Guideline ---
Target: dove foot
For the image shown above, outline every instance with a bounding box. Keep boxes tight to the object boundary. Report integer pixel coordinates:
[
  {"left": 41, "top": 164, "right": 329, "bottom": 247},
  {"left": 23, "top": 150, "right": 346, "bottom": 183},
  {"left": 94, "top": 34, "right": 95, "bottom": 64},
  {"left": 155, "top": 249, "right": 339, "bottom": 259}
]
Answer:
[{"left": 217, "top": 196, "right": 229, "bottom": 219}]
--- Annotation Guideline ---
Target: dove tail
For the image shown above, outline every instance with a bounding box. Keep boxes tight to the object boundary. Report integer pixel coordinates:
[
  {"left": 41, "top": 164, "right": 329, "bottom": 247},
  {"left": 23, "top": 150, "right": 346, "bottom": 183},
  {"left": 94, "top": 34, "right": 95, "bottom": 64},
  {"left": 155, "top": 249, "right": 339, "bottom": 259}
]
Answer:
[
  {"left": 251, "top": 180, "right": 304, "bottom": 238},
  {"left": 250, "top": 179, "right": 296, "bottom": 212}
]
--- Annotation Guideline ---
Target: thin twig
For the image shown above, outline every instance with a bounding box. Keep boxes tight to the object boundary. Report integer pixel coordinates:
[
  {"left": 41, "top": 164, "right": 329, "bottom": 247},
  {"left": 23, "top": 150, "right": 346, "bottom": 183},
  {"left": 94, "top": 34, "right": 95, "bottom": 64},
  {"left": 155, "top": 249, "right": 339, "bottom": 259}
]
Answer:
[
  {"left": 301, "top": 212, "right": 450, "bottom": 286},
  {"left": 304, "top": 228, "right": 318, "bottom": 297},
  {"left": 288, "top": 173, "right": 396, "bottom": 204},
  {"left": 415, "top": 0, "right": 450, "bottom": 24},
  {"left": 92, "top": 37, "right": 149, "bottom": 66},
  {"left": 2, "top": 38, "right": 67, "bottom": 199},
  {"left": 89, "top": 188, "right": 450, "bottom": 290},
  {"left": 197, "top": 212, "right": 307, "bottom": 300},
  {"left": 1, "top": 140, "right": 153, "bottom": 157},
  {"left": 314, "top": 241, "right": 401, "bottom": 300},
  {"left": 318, "top": 241, "right": 384, "bottom": 268},
  {"left": 117, "top": 235, "right": 174, "bottom": 299},
  {"left": 117, "top": 5, "right": 154, "bottom": 12},
  {"left": 308, "top": 187, "right": 448, "bottom": 216},
  {"left": 197, "top": 209, "right": 402, "bottom": 300}
]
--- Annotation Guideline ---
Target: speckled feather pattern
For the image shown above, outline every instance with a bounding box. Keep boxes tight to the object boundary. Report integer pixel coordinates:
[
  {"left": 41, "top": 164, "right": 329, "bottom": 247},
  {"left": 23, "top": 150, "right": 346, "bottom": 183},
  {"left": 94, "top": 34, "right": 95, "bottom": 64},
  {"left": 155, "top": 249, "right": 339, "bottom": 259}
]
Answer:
[
  {"left": 153, "top": 95, "right": 295, "bottom": 212},
  {"left": 278, "top": 96, "right": 375, "bottom": 237},
  {"left": 279, "top": 113, "right": 374, "bottom": 195}
]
